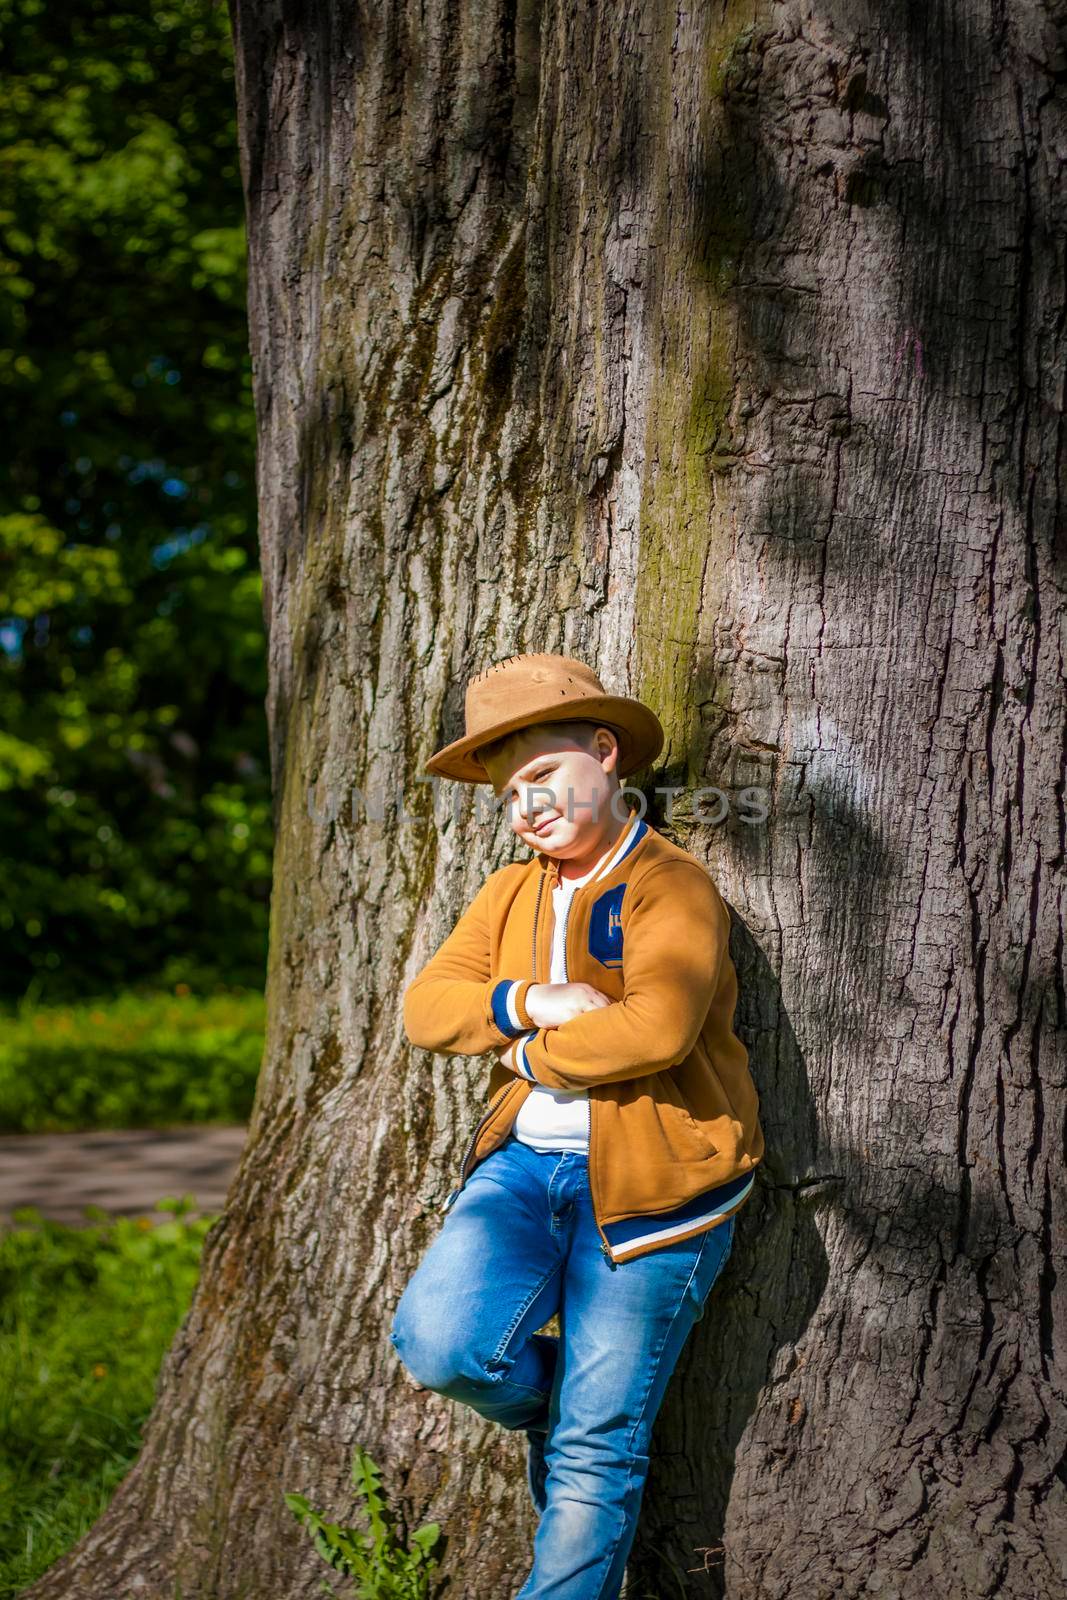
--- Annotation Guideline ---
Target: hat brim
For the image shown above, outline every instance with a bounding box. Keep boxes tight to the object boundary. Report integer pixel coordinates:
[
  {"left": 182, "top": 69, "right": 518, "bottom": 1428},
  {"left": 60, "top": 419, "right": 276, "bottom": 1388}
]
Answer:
[{"left": 423, "top": 695, "right": 665, "bottom": 785}]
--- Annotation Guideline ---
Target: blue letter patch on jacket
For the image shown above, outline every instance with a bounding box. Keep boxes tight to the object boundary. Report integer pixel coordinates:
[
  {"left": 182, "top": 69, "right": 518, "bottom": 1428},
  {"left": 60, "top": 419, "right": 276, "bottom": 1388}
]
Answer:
[{"left": 588, "top": 884, "right": 626, "bottom": 967}]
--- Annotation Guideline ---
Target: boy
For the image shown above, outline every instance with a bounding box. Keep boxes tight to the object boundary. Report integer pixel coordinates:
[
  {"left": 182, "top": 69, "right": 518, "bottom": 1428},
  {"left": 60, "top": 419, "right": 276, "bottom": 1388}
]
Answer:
[{"left": 390, "top": 652, "right": 764, "bottom": 1600}]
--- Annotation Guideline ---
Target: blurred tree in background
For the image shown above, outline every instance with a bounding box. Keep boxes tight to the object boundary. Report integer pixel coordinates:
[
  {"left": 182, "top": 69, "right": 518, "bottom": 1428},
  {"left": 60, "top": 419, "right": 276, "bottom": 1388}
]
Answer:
[{"left": 0, "top": 0, "right": 270, "bottom": 1003}]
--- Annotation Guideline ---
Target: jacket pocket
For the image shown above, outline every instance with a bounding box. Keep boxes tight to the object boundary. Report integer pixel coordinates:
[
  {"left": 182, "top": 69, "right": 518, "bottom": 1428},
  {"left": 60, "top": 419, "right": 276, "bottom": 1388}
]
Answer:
[{"left": 650, "top": 1069, "right": 719, "bottom": 1162}]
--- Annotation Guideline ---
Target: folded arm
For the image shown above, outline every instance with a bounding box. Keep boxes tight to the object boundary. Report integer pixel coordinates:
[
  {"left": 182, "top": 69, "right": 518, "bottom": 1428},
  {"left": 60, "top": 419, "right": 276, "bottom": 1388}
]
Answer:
[
  {"left": 494, "top": 862, "right": 729, "bottom": 1090},
  {"left": 403, "top": 872, "right": 538, "bottom": 1056}
]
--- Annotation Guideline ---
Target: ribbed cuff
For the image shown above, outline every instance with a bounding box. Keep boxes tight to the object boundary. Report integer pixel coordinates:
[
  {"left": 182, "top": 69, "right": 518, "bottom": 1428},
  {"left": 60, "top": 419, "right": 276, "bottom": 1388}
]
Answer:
[
  {"left": 489, "top": 979, "right": 537, "bottom": 1039},
  {"left": 510, "top": 1030, "right": 540, "bottom": 1080}
]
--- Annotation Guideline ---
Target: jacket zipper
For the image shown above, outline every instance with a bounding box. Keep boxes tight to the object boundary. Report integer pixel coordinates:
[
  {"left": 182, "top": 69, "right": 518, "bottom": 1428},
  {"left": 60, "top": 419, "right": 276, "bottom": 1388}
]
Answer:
[
  {"left": 532, "top": 869, "right": 545, "bottom": 974},
  {"left": 587, "top": 1095, "right": 612, "bottom": 1260},
  {"left": 558, "top": 872, "right": 614, "bottom": 1263},
  {"left": 441, "top": 1080, "right": 521, "bottom": 1212}
]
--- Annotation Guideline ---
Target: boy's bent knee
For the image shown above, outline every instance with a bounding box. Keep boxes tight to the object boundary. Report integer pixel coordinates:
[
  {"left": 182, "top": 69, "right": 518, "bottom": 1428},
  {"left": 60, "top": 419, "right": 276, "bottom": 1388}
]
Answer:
[{"left": 389, "top": 1314, "right": 496, "bottom": 1400}]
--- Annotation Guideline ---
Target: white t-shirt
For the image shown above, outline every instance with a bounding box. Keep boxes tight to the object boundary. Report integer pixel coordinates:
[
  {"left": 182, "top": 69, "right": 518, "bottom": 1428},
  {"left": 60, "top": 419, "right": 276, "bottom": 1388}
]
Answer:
[{"left": 511, "top": 855, "right": 602, "bottom": 1153}]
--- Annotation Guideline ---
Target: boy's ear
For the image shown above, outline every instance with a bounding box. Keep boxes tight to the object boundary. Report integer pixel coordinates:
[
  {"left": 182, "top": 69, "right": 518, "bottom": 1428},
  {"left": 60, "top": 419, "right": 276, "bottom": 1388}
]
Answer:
[{"left": 595, "top": 725, "right": 620, "bottom": 771}]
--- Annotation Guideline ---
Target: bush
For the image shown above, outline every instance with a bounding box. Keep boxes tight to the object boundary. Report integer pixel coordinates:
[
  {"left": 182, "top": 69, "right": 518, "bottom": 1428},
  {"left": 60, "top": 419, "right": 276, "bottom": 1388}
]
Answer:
[
  {"left": 0, "top": 1199, "right": 214, "bottom": 1596},
  {"left": 0, "top": 987, "right": 264, "bottom": 1133}
]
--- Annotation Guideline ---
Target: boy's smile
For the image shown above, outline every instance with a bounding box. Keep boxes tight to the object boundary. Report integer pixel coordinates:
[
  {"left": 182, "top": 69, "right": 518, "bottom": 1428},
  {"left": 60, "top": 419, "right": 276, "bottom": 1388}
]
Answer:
[{"left": 479, "top": 722, "right": 632, "bottom": 879}]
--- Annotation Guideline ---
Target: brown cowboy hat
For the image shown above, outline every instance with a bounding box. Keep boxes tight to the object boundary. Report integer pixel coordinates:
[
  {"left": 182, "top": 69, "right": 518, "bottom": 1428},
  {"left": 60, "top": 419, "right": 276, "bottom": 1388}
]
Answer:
[{"left": 423, "top": 652, "right": 665, "bottom": 784}]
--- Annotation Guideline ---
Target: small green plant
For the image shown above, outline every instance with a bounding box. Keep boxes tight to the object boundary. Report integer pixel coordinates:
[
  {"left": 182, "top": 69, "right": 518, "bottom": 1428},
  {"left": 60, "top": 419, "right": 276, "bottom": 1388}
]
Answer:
[{"left": 285, "top": 1445, "right": 442, "bottom": 1599}]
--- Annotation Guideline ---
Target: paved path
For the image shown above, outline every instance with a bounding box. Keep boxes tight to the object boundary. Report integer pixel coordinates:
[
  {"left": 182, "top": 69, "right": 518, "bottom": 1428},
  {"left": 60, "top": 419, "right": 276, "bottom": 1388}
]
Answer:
[{"left": 0, "top": 1124, "right": 249, "bottom": 1230}]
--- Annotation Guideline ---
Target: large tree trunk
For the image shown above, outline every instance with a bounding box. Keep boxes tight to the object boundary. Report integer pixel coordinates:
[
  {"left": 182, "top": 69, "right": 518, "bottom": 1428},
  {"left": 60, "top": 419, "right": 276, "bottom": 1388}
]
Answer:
[{"left": 28, "top": 0, "right": 1066, "bottom": 1596}]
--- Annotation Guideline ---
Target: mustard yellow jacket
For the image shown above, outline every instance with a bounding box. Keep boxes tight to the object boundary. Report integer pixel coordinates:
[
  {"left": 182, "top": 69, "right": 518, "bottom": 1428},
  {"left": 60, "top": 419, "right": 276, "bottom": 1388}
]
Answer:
[{"left": 403, "top": 807, "right": 764, "bottom": 1264}]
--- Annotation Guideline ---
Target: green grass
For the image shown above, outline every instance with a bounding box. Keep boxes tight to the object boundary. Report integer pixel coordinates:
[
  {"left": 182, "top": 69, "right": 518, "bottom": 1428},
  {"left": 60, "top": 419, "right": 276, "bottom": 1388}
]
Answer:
[
  {"left": 0, "top": 988, "right": 264, "bottom": 1133},
  {"left": 0, "top": 1199, "right": 215, "bottom": 1597}
]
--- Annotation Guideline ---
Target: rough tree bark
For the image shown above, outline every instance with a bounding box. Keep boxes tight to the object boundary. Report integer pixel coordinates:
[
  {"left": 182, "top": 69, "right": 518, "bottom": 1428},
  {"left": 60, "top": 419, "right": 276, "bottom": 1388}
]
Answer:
[{"left": 27, "top": 0, "right": 1065, "bottom": 1597}]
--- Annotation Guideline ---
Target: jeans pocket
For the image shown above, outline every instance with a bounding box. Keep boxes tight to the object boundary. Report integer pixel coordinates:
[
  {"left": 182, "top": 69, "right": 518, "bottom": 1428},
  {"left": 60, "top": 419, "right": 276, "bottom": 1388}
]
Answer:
[{"left": 690, "top": 1217, "right": 735, "bottom": 1321}]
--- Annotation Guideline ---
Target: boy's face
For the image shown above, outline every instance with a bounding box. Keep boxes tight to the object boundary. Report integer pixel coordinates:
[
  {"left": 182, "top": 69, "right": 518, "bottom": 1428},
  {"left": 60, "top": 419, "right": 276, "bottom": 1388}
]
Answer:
[{"left": 480, "top": 724, "right": 622, "bottom": 858}]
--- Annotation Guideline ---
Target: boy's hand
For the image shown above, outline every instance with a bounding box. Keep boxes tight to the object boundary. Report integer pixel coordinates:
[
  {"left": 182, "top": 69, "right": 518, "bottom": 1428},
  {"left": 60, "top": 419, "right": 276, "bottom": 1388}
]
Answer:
[{"left": 523, "top": 982, "right": 613, "bottom": 1029}]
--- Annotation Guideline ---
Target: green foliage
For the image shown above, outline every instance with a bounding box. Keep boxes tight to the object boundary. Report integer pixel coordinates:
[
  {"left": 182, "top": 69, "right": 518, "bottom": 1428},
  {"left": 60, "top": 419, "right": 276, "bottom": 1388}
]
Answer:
[
  {"left": 285, "top": 1446, "right": 443, "bottom": 1600},
  {"left": 0, "top": 1197, "right": 214, "bottom": 1596},
  {"left": 0, "top": 0, "right": 271, "bottom": 1002},
  {"left": 0, "top": 986, "right": 263, "bottom": 1131}
]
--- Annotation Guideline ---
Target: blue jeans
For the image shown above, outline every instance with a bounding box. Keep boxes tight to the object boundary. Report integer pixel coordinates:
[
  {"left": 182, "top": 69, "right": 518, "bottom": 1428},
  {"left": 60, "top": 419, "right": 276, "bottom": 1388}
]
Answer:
[{"left": 389, "top": 1132, "right": 736, "bottom": 1600}]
